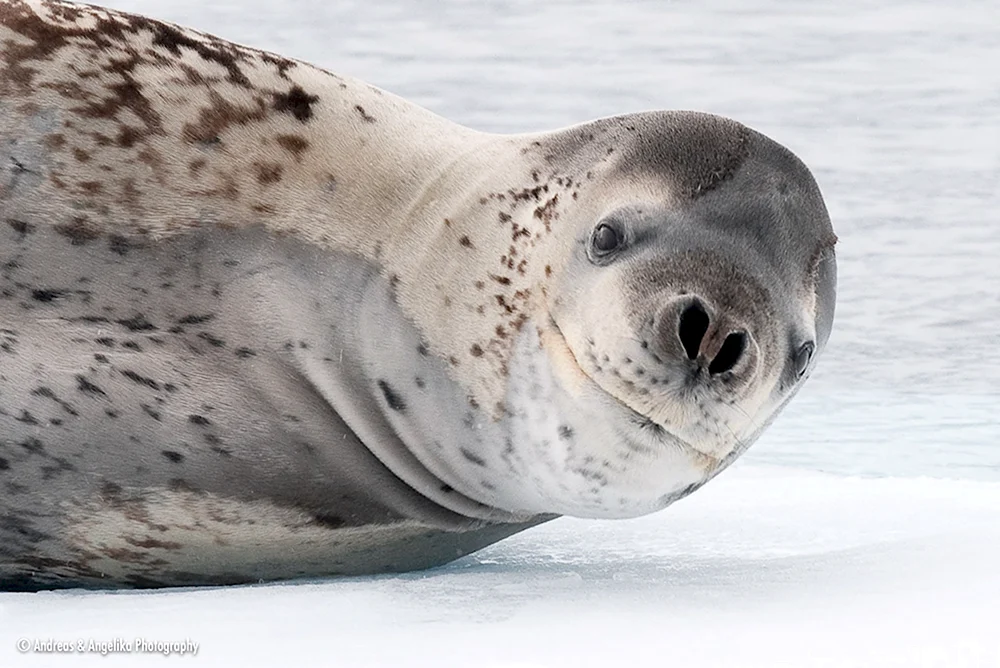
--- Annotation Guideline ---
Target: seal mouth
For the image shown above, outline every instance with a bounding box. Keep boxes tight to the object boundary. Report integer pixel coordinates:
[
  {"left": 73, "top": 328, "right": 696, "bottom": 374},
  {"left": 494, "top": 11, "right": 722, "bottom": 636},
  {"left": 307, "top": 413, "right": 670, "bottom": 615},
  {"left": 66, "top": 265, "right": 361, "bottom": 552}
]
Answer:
[{"left": 544, "top": 316, "right": 721, "bottom": 468}]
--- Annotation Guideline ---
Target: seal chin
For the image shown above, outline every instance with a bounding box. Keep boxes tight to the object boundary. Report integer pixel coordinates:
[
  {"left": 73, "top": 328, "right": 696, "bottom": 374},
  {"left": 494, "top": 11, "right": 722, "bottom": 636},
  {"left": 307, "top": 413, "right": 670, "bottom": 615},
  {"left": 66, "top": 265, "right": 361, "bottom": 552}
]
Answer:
[
  {"left": 542, "top": 315, "right": 722, "bottom": 470},
  {"left": 499, "top": 316, "right": 717, "bottom": 518}
]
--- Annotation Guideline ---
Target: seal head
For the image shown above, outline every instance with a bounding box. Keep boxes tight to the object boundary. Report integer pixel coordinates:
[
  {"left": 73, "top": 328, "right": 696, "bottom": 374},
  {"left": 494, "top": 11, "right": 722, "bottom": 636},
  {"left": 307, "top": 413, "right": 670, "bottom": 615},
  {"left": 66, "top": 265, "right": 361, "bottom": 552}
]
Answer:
[{"left": 387, "top": 112, "right": 837, "bottom": 519}]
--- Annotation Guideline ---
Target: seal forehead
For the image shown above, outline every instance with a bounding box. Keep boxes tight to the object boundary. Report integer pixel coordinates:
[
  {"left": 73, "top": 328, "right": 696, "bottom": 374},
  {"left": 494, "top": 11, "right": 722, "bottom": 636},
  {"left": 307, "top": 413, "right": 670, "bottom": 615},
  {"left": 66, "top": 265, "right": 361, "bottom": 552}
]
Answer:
[{"left": 611, "top": 111, "right": 752, "bottom": 200}]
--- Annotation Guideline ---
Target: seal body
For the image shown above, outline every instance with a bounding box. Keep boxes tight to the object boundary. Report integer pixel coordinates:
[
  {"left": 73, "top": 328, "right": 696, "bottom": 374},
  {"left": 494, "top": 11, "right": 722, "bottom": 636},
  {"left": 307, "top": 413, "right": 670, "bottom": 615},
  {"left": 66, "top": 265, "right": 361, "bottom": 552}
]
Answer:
[{"left": 0, "top": 0, "right": 837, "bottom": 589}]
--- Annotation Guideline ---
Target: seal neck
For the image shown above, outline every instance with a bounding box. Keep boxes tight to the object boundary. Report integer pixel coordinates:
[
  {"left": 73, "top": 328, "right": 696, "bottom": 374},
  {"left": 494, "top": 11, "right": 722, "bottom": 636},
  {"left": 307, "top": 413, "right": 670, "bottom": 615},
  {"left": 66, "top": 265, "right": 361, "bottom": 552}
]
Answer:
[{"left": 263, "top": 69, "right": 491, "bottom": 261}]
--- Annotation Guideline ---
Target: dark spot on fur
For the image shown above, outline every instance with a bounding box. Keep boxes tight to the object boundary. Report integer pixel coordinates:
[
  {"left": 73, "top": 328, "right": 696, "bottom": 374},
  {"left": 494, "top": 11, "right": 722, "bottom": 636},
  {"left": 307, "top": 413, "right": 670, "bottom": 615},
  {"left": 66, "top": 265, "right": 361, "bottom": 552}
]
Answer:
[
  {"left": 122, "top": 340, "right": 142, "bottom": 351},
  {"left": 417, "top": 343, "right": 429, "bottom": 357},
  {"left": 558, "top": 425, "right": 575, "bottom": 440},
  {"left": 141, "top": 404, "right": 162, "bottom": 421},
  {"left": 149, "top": 22, "right": 252, "bottom": 87},
  {"left": 377, "top": 380, "right": 406, "bottom": 412},
  {"left": 313, "top": 514, "right": 346, "bottom": 529},
  {"left": 460, "top": 448, "right": 487, "bottom": 467},
  {"left": 275, "top": 134, "right": 309, "bottom": 159},
  {"left": 31, "top": 288, "right": 66, "bottom": 302},
  {"left": 188, "top": 414, "right": 211, "bottom": 427},
  {"left": 7, "top": 218, "right": 33, "bottom": 239},
  {"left": 177, "top": 314, "right": 214, "bottom": 325},
  {"left": 440, "top": 484, "right": 453, "bottom": 493},
  {"left": 100, "top": 481, "right": 124, "bottom": 504},
  {"left": 75, "top": 374, "right": 106, "bottom": 397},
  {"left": 180, "top": 90, "right": 267, "bottom": 147},
  {"left": 0, "top": 458, "right": 8, "bottom": 471},
  {"left": 55, "top": 217, "right": 100, "bottom": 245},
  {"left": 45, "top": 133, "right": 66, "bottom": 149},
  {"left": 273, "top": 86, "right": 319, "bottom": 122},
  {"left": 30, "top": 387, "right": 77, "bottom": 416},
  {"left": 254, "top": 162, "right": 283, "bottom": 184},
  {"left": 459, "top": 235, "right": 474, "bottom": 248},
  {"left": 108, "top": 235, "right": 131, "bottom": 256},
  {"left": 234, "top": 347, "right": 256, "bottom": 358},
  {"left": 116, "top": 126, "right": 143, "bottom": 149},
  {"left": 96, "top": 337, "right": 115, "bottom": 347},
  {"left": 117, "top": 314, "right": 156, "bottom": 332},
  {"left": 161, "top": 450, "right": 184, "bottom": 463},
  {"left": 15, "top": 410, "right": 38, "bottom": 425},
  {"left": 197, "top": 332, "right": 226, "bottom": 347},
  {"left": 121, "top": 369, "right": 159, "bottom": 390},
  {"left": 470, "top": 344, "right": 484, "bottom": 357},
  {"left": 19, "top": 437, "right": 44, "bottom": 454},
  {"left": 168, "top": 478, "right": 199, "bottom": 493},
  {"left": 353, "top": 105, "right": 376, "bottom": 123},
  {"left": 125, "top": 536, "right": 183, "bottom": 550}
]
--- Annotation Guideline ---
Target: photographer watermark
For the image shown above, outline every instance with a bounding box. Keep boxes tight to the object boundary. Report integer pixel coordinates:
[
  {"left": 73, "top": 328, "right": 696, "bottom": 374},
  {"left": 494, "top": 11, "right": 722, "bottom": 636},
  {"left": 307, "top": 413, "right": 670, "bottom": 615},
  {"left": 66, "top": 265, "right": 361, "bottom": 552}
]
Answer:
[{"left": 16, "top": 637, "right": 199, "bottom": 657}]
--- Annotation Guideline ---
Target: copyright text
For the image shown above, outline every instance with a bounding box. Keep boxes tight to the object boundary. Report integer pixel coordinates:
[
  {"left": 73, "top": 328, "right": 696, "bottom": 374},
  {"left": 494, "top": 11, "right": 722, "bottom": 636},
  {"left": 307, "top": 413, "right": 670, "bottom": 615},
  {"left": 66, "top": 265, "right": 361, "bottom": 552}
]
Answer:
[{"left": 16, "top": 637, "right": 199, "bottom": 656}]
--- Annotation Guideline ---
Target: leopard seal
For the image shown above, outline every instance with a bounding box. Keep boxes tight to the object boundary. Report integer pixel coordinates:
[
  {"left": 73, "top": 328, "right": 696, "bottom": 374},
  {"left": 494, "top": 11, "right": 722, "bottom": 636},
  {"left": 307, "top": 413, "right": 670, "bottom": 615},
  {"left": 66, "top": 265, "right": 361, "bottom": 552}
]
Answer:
[{"left": 0, "top": 0, "right": 837, "bottom": 589}]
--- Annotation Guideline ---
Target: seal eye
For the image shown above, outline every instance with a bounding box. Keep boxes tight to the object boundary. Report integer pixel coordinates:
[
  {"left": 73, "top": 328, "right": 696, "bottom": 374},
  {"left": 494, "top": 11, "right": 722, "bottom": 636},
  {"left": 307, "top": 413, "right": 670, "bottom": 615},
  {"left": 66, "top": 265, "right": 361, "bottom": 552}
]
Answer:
[
  {"left": 794, "top": 341, "right": 815, "bottom": 378},
  {"left": 590, "top": 223, "right": 623, "bottom": 258}
]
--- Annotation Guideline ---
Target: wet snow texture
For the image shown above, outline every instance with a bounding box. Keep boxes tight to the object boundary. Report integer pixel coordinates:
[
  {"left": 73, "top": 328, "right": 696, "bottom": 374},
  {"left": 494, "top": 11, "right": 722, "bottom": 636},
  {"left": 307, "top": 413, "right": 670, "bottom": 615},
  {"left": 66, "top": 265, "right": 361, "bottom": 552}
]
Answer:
[{"left": 2, "top": 0, "right": 998, "bottom": 666}]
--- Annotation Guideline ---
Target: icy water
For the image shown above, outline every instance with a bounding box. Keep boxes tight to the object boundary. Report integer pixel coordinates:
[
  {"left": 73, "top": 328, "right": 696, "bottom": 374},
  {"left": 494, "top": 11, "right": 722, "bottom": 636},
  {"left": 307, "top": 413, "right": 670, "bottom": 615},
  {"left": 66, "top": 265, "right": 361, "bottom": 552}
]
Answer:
[
  {"left": 99, "top": 0, "right": 1000, "bottom": 481},
  {"left": 3, "top": 1, "right": 999, "bottom": 666}
]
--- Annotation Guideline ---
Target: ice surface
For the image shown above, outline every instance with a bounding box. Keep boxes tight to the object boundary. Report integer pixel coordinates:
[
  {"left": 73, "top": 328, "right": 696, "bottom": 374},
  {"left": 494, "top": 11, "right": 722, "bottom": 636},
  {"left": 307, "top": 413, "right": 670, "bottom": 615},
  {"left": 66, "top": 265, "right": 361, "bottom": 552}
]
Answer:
[{"left": 3, "top": 466, "right": 1000, "bottom": 667}]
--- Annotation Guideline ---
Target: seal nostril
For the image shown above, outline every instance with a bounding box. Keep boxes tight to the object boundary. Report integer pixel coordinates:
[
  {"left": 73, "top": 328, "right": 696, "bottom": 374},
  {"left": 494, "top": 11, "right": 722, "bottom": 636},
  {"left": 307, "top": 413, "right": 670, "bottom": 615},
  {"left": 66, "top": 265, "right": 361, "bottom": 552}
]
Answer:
[
  {"left": 709, "top": 331, "right": 746, "bottom": 375},
  {"left": 678, "top": 300, "right": 709, "bottom": 360}
]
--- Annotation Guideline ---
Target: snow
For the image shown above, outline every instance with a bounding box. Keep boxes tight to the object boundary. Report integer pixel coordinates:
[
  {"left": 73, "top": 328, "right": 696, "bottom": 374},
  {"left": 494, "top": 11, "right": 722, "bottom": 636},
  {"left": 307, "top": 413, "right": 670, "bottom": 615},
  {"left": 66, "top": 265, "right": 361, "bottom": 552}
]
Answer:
[{"left": 4, "top": 466, "right": 1000, "bottom": 667}]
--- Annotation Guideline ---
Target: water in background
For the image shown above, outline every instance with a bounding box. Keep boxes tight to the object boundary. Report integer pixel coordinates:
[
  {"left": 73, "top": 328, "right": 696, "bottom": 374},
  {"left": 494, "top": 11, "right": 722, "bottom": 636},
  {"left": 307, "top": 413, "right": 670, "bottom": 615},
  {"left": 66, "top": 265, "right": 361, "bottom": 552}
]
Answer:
[{"left": 103, "top": 0, "right": 1000, "bottom": 480}]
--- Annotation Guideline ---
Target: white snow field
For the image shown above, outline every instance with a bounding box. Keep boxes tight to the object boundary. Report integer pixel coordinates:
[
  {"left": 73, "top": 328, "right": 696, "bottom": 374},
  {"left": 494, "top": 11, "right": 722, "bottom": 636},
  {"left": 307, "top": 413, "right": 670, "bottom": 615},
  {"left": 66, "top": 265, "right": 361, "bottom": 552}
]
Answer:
[
  {"left": 3, "top": 466, "right": 1000, "bottom": 667},
  {"left": 3, "top": 0, "right": 999, "bottom": 665}
]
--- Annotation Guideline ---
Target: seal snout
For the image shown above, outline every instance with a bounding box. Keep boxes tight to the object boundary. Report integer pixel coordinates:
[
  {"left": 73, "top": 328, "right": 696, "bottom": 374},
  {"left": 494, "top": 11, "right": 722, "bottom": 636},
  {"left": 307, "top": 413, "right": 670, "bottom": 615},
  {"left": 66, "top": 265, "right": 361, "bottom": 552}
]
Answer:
[{"left": 660, "top": 296, "right": 752, "bottom": 379}]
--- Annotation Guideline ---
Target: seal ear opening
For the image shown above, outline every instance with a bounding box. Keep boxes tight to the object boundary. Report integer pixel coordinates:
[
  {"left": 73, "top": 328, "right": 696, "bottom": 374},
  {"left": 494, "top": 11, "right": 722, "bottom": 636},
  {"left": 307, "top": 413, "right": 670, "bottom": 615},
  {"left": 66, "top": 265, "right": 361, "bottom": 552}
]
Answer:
[
  {"left": 813, "top": 248, "right": 837, "bottom": 350},
  {"left": 793, "top": 341, "right": 815, "bottom": 378}
]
